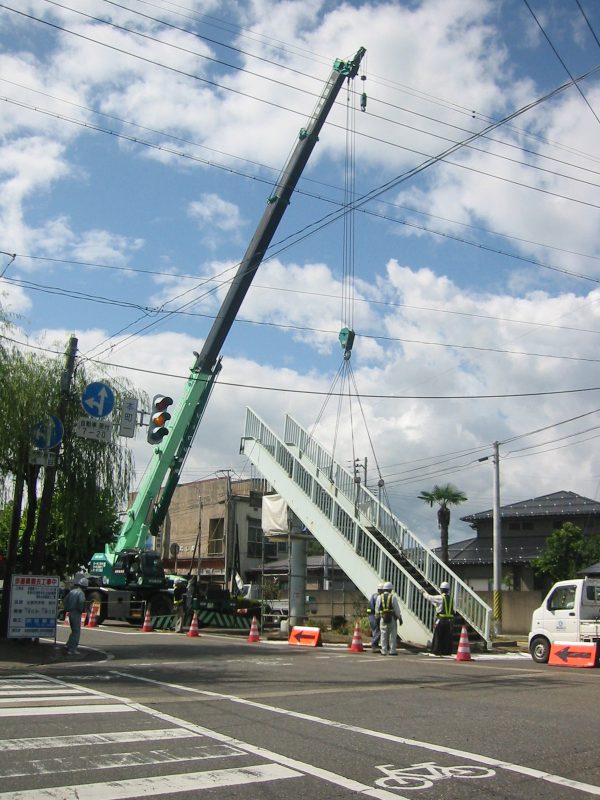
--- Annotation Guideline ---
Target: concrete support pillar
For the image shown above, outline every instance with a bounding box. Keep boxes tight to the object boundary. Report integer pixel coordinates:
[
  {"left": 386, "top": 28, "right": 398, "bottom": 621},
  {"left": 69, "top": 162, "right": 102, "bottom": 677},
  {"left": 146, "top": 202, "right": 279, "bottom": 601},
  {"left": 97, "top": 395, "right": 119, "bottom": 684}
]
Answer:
[{"left": 288, "top": 536, "right": 307, "bottom": 627}]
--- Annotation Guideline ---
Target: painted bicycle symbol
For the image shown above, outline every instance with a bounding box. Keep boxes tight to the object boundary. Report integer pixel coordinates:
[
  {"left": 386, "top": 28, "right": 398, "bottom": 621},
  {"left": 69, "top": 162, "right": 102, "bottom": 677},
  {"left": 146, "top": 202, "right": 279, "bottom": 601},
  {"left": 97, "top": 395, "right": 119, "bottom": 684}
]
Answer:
[{"left": 374, "top": 761, "right": 496, "bottom": 790}]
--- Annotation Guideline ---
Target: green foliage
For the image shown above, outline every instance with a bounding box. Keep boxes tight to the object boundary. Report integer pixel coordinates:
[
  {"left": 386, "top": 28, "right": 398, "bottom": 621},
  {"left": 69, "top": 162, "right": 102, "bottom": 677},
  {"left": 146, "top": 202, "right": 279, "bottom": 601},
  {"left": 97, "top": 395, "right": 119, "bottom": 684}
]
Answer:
[
  {"left": 418, "top": 483, "right": 467, "bottom": 564},
  {"left": 0, "top": 318, "right": 139, "bottom": 576},
  {"left": 534, "top": 522, "right": 600, "bottom": 583}
]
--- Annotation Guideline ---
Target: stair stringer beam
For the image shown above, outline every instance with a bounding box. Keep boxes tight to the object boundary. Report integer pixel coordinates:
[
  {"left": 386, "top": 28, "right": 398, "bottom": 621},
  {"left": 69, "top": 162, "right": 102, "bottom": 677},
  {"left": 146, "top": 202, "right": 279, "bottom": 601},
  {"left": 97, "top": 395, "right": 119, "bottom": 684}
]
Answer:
[{"left": 241, "top": 435, "right": 435, "bottom": 646}]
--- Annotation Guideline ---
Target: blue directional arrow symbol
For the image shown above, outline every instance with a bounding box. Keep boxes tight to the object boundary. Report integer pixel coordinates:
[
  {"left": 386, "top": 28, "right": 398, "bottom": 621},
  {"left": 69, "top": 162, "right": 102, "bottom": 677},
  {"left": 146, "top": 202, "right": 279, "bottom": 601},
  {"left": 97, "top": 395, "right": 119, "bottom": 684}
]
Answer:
[
  {"left": 32, "top": 415, "right": 64, "bottom": 450},
  {"left": 81, "top": 382, "right": 115, "bottom": 418}
]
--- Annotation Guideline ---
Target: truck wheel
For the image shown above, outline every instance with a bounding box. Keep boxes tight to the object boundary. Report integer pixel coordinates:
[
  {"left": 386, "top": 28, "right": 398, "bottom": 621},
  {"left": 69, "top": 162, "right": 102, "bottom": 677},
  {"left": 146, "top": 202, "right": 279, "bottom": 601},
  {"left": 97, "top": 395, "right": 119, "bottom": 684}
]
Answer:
[
  {"left": 88, "top": 591, "right": 107, "bottom": 624},
  {"left": 529, "top": 635, "right": 550, "bottom": 663}
]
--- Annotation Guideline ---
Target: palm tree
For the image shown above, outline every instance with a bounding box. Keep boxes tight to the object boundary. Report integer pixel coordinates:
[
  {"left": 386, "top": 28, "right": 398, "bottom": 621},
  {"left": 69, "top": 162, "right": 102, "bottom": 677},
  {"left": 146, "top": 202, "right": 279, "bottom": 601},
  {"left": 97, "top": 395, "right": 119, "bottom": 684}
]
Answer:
[{"left": 418, "top": 484, "right": 467, "bottom": 565}]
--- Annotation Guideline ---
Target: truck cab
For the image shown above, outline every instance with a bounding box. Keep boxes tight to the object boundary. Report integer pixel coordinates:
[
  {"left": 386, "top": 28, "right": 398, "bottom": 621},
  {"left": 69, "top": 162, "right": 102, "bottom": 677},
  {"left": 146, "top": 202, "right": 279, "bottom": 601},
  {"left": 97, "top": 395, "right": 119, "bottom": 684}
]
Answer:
[{"left": 529, "top": 577, "right": 600, "bottom": 663}]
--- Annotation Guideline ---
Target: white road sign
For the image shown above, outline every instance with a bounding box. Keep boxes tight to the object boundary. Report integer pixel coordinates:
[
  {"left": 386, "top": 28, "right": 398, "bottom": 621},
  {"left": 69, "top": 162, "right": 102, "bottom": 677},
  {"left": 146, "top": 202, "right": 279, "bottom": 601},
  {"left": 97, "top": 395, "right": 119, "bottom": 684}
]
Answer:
[
  {"left": 75, "top": 416, "right": 113, "bottom": 442},
  {"left": 118, "top": 397, "right": 139, "bottom": 438},
  {"left": 8, "top": 574, "right": 60, "bottom": 639}
]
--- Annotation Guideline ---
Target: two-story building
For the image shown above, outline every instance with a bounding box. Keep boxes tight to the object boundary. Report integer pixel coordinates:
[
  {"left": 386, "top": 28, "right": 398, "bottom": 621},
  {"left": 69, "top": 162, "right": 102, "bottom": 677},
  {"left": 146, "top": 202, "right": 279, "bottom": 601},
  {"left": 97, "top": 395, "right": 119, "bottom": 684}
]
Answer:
[
  {"left": 450, "top": 490, "right": 600, "bottom": 592},
  {"left": 154, "top": 476, "right": 286, "bottom": 586}
]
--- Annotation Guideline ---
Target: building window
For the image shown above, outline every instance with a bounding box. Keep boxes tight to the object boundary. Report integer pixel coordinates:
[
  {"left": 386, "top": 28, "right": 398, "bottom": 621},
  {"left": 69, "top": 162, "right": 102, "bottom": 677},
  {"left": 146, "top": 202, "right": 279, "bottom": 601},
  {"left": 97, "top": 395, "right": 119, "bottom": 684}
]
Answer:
[
  {"left": 508, "top": 522, "right": 520, "bottom": 531},
  {"left": 247, "top": 518, "right": 276, "bottom": 559},
  {"left": 522, "top": 521, "right": 533, "bottom": 531},
  {"left": 208, "top": 518, "right": 224, "bottom": 556}
]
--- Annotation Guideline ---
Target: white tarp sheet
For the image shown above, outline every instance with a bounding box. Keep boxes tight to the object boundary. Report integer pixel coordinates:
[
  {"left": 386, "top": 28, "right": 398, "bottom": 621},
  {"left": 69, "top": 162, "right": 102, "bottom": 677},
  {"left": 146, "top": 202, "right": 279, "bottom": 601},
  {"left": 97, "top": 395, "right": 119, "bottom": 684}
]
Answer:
[{"left": 262, "top": 494, "right": 288, "bottom": 537}]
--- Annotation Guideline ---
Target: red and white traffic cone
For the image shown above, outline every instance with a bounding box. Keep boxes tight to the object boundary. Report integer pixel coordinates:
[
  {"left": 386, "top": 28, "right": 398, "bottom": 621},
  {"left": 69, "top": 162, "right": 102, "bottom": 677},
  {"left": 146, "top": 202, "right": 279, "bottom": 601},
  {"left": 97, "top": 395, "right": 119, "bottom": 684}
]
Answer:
[
  {"left": 247, "top": 616, "right": 260, "bottom": 643},
  {"left": 142, "top": 607, "right": 154, "bottom": 632},
  {"left": 86, "top": 604, "right": 98, "bottom": 628},
  {"left": 455, "top": 625, "right": 472, "bottom": 662},
  {"left": 186, "top": 611, "right": 200, "bottom": 637},
  {"left": 81, "top": 611, "right": 87, "bottom": 627},
  {"left": 348, "top": 621, "right": 365, "bottom": 653}
]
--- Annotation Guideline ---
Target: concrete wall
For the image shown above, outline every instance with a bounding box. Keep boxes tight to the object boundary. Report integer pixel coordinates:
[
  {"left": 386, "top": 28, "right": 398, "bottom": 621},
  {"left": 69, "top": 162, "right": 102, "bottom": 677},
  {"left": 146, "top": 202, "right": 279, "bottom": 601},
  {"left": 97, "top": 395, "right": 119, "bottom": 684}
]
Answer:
[{"left": 479, "top": 590, "right": 542, "bottom": 634}]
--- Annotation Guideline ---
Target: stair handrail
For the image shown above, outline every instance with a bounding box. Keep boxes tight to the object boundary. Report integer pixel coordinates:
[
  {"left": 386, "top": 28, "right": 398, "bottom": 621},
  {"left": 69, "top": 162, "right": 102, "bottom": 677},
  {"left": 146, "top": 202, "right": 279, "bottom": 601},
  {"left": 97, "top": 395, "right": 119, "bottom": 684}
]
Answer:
[
  {"left": 243, "top": 408, "right": 491, "bottom": 643},
  {"left": 281, "top": 413, "right": 491, "bottom": 638}
]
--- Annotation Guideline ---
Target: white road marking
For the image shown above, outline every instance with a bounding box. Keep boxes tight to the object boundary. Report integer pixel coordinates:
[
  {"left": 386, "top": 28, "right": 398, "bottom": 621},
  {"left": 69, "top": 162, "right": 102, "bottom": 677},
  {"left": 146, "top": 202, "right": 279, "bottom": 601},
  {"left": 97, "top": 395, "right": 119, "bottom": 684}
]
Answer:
[
  {"left": 115, "top": 671, "right": 600, "bottom": 798},
  {"left": 0, "top": 704, "right": 130, "bottom": 717},
  {"left": 0, "top": 674, "right": 405, "bottom": 799},
  {"left": 0, "top": 764, "right": 301, "bottom": 799},
  {"left": 3, "top": 742, "right": 245, "bottom": 777},
  {"left": 0, "top": 728, "right": 197, "bottom": 751}
]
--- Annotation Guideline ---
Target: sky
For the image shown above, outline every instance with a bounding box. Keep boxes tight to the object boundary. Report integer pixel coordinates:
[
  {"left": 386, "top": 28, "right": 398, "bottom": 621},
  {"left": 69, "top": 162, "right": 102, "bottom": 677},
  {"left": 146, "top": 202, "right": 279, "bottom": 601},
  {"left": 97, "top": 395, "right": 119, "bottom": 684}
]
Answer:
[{"left": 3, "top": 0, "right": 600, "bottom": 549}]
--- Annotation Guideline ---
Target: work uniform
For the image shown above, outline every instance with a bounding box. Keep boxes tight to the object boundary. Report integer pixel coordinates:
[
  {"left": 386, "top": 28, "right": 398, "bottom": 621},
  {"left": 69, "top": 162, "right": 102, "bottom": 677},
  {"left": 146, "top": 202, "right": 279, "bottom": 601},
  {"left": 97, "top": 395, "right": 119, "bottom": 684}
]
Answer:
[
  {"left": 173, "top": 581, "right": 187, "bottom": 633},
  {"left": 421, "top": 588, "right": 454, "bottom": 655},
  {"left": 63, "top": 583, "right": 86, "bottom": 655},
  {"left": 367, "top": 589, "right": 382, "bottom": 651},
  {"left": 375, "top": 589, "right": 402, "bottom": 655}
]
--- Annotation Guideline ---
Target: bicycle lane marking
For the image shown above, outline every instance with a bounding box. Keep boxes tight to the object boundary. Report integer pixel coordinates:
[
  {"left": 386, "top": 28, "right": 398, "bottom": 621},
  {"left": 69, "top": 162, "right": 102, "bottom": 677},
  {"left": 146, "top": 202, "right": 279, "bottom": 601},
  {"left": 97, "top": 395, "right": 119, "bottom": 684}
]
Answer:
[{"left": 114, "top": 671, "right": 600, "bottom": 798}]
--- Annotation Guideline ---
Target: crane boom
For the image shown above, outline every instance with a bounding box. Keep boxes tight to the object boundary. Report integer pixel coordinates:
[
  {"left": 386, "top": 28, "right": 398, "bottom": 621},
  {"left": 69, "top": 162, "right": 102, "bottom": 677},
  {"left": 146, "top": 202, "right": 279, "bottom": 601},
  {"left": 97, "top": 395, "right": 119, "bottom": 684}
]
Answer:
[{"left": 111, "top": 46, "right": 366, "bottom": 564}]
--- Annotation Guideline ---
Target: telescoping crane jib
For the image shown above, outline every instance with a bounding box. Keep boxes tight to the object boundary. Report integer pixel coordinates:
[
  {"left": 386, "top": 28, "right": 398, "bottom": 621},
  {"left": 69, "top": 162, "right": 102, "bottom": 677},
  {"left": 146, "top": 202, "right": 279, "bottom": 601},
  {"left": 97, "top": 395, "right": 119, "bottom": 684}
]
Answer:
[{"left": 90, "top": 46, "right": 366, "bottom": 604}]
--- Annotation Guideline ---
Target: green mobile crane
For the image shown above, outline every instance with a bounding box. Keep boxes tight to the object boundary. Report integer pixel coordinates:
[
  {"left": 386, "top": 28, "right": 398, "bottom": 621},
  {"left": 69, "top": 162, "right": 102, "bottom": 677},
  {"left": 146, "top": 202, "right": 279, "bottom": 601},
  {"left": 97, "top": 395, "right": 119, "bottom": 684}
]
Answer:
[{"left": 84, "top": 47, "right": 366, "bottom": 624}]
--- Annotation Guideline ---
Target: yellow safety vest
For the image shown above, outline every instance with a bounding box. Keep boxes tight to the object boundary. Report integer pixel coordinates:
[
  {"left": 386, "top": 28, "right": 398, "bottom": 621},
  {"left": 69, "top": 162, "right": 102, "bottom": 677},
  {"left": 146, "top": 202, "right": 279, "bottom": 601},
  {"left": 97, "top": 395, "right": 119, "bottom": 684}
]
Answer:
[{"left": 437, "top": 594, "right": 453, "bottom": 619}]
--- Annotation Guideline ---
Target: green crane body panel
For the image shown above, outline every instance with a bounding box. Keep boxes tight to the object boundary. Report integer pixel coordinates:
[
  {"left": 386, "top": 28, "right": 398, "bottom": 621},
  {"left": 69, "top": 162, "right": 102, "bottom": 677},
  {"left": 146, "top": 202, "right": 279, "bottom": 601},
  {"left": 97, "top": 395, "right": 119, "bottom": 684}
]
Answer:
[{"left": 92, "top": 46, "right": 366, "bottom": 592}]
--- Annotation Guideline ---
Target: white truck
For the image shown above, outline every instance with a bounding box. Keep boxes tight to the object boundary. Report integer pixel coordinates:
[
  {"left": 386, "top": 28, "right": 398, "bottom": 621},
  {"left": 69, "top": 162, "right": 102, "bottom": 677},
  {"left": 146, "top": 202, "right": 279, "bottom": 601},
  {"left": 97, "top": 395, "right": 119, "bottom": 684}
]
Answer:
[{"left": 528, "top": 577, "right": 600, "bottom": 663}]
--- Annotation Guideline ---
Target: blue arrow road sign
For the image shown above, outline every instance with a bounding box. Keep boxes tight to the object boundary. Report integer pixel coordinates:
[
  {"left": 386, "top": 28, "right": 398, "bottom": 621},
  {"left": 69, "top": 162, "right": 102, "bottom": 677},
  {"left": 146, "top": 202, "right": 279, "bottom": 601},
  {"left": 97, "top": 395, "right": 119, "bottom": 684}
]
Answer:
[
  {"left": 81, "top": 382, "right": 115, "bottom": 418},
  {"left": 32, "top": 415, "right": 64, "bottom": 450}
]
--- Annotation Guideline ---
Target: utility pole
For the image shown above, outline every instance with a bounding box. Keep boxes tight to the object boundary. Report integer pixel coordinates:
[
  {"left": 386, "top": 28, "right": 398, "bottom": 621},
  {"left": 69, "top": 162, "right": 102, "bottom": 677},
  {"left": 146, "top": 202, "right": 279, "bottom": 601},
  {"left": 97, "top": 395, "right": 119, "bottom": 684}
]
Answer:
[
  {"left": 478, "top": 442, "right": 502, "bottom": 637},
  {"left": 32, "top": 335, "right": 78, "bottom": 573},
  {"left": 492, "top": 441, "right": 502, "bottom": 636}
]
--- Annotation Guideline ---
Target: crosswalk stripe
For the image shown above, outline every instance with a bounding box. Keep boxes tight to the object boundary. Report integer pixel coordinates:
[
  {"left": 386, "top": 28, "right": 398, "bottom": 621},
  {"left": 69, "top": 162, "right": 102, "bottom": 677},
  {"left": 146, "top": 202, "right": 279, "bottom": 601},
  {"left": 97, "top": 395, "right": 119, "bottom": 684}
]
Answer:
[
  {"left": 0, "top": 704, "right": 130, "bottom": 717},
  {"left": 0, "top": 763, "right": 301, "bottom": 799},
  {"left": 0, "top": 728, "right": 198, "bottom": 751}
]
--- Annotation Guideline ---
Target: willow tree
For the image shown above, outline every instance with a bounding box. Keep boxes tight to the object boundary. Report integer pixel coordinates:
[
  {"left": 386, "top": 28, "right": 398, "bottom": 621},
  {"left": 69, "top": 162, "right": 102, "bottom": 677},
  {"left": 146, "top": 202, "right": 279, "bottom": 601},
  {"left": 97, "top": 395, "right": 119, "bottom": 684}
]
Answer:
[
  {"left": 0, "top": 327, "right": 140, "bottom": 636},
  {"left": 418, "top": 483, "right": 467, "bottom": 565}
]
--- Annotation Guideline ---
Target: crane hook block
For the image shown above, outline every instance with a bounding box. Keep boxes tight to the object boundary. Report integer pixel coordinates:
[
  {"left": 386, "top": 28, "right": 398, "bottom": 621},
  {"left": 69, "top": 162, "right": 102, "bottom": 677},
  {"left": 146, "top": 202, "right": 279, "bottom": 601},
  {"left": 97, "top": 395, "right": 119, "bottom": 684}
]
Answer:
[
  {"left": 360, "top": 92, "right": 367, "bottom": 112},
  {"left": 339, "top": 327, "right": 355, "bottom": 360}
]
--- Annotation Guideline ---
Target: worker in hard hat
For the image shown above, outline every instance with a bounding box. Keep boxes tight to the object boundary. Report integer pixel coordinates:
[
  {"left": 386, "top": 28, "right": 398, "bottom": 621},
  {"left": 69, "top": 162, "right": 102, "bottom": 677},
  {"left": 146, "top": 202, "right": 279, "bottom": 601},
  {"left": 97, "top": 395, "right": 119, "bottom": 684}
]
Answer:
[
  {"left": 420, "top": 581, "right": 454, "bottom": 655},
  {"left": 63, "top": 577, "right": 88, "bottom": 656},
  {"left": 375, "top": 581, "right": 403, "bottom": 655},
  {"left": 173, "top": 578, "right": 188, "bottom": 633},
  {"left": 367, "top": 582, "right": 384, "bottom": 652}
]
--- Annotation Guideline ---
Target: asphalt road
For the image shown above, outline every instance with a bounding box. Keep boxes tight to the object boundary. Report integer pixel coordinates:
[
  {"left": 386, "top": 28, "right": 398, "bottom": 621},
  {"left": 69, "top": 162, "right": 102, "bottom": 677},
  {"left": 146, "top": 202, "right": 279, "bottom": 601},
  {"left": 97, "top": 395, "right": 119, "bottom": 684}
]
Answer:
[{"left": 0, "top": 622, "right": 598, "bottom": 799}]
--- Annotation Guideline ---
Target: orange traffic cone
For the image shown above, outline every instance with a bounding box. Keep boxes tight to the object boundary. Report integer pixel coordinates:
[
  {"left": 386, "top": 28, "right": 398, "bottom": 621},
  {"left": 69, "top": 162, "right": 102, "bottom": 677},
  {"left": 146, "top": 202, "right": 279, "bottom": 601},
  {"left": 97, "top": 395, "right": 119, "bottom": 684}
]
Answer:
[
  {"left": 81, "top": 611, "right": 87, "bottom": 626},
  {"left": 186, "top": 611, "right": 200, "bottom": 637},
  {"left": 348, "top": 621, "right": 365, "bottom": 653},
  {"left": 247, "top": 616, "right": 260, "bottom": 643},
  {"left": 142, "top": 607, "right": 154, "bottom": 632},
  {"left": 456, "top": 625, "right": 472, "bottom": 661},
  {"left": 86, "top": 604, "right": 98, "bottom": 628}
]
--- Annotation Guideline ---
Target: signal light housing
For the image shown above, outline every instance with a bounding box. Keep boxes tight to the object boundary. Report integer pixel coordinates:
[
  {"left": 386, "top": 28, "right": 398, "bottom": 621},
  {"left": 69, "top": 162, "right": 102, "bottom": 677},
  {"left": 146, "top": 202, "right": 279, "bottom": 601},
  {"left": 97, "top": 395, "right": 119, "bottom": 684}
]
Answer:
[{"left": 147, "top": 395, "right": 173, "bottom": 445}]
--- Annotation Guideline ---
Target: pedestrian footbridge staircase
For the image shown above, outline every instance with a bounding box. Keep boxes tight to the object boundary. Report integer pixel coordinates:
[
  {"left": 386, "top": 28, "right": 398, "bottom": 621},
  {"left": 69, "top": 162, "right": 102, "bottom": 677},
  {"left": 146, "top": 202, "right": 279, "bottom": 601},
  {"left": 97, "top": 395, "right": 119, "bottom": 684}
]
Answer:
[{"left": 240, "top": 408, "right": 492, "bottom": 650}]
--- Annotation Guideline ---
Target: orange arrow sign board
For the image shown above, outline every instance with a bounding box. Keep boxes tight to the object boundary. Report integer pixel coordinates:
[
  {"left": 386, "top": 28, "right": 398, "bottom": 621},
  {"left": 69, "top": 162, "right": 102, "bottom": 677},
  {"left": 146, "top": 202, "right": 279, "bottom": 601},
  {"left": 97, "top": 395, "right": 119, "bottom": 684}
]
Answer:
[
  {"left": 548, "top": 641, "right": 598, "bottom": 668},
  {"left": 288, "top": 626, "right": 322, "bottom": 647}
]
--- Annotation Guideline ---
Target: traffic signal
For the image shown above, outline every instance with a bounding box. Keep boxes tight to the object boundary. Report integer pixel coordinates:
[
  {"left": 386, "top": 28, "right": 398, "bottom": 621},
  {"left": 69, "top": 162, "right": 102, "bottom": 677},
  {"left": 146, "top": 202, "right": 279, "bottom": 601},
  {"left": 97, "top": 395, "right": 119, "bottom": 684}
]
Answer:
[{"left": 147, "top": 395, "right": 173, "bottom": 444}]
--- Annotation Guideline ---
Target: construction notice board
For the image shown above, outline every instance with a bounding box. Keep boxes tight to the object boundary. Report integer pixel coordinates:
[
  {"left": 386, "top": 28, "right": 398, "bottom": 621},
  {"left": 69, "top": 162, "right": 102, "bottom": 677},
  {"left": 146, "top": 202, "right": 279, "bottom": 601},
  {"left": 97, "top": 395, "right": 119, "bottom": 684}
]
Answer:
[{"left": 8, "top": 574, "right": 60, "bottom": 639}]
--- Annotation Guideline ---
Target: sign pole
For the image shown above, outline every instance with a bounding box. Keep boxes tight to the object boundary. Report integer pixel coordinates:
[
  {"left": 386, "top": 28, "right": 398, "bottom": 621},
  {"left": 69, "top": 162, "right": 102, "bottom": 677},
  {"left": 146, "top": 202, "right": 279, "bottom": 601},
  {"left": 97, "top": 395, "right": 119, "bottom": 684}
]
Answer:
[{"left": 31, "top": 335, "right": 78, "bottom": 573}]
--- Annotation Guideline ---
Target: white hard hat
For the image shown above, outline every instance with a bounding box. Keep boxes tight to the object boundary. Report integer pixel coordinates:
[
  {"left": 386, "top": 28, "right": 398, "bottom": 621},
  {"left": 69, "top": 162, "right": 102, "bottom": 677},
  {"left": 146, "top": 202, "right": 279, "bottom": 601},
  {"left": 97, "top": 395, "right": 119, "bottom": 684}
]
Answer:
[
  {"left": 377, "top": 582, "right": 384, "bottom": 591},
  {"left": 383, "top": 581, "right": 393, "bottom": 591},
  {"left": 440, "top": 581, "right": 450, "bottom": 591}
]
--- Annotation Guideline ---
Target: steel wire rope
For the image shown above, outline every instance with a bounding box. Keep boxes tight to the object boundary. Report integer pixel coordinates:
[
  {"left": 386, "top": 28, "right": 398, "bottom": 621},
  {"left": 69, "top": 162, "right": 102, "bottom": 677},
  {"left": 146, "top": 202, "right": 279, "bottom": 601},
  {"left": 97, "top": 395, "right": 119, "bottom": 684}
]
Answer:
[
  {"left": 8, "top": 5, "right": 600, "bottom": 212},
  {"left": 524, "top": 0, "right": 600, "bottom": 127},
  {"left": 91, "top": 0, "right": 600, "bottom": 179},
  {"left": 7, "top": 14, "right": 600, "bottom": 368},
  {"left": 7, "top": 90, "right": 600, "bottom": 287},
  {"left": 6, "top": 247, "right": 600, "bottom": 337},
  {"left": 124, "top": 0, "right": 600, "bottom": 169}
]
